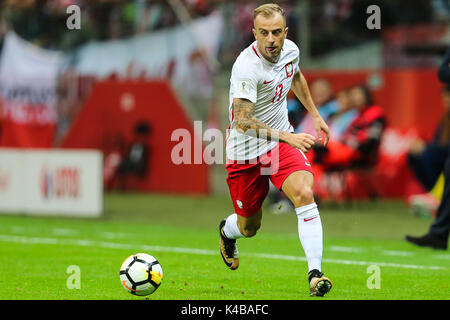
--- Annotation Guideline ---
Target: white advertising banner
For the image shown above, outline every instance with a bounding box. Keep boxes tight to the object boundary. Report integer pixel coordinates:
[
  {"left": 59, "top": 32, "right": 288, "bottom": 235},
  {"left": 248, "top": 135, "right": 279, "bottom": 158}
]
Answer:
[
  {"left": 0, "top": 148, "right": 25, "bottom": 211},
  {"left": 0, "top": 148, "right": 103, "bottom": 217},
  {"left": 71, "top": 11, "right": 223, "bottom": 98}
]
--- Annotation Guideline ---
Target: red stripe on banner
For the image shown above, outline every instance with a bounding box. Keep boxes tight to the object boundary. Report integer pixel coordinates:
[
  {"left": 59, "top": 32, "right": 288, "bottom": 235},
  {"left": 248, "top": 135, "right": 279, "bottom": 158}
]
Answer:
[{"left": 0, "top": 120, "right": 55, "bottom": 148}]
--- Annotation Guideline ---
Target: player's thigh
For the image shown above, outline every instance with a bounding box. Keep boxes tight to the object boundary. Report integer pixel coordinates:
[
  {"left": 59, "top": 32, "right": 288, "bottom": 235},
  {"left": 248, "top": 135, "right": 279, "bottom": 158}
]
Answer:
[
  {"left": 226, "top": 164, "right": 269, "bottom": 220},
  {"left": 281, "top": 170, "right": 315, "bottom": 207}
]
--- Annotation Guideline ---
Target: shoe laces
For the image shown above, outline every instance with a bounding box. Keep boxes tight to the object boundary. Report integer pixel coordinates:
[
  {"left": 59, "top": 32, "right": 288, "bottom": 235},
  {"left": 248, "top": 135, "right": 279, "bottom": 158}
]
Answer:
[
  {"left": 308, "top": 269, "right": 323, "bottom": 282},
  {"left": 221, "top": 232, "right": 236, "bottom": 257}
]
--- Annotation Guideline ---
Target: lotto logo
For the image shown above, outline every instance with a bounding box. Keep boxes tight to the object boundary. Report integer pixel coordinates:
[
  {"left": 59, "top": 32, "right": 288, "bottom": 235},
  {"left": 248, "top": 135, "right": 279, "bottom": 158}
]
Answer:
[{"left": 40, "top": 166, "right": 80, "bottom": 199}]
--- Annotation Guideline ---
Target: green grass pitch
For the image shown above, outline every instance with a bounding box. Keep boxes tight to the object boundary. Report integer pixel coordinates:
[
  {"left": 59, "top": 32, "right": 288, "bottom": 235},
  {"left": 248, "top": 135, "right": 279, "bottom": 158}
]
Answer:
[{"left": 0, "top": 193, "right": 448, "bottom": 300}]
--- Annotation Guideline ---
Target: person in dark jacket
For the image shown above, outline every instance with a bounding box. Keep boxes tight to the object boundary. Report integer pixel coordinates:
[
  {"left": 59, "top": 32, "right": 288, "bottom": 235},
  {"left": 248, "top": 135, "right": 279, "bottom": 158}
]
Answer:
[
  {"left": 438, "top": 46, "right": 450, "bottom": 84},
  {"left": 407, "top": 84, "right": 450, "bottom": 191},
  {"left": 117, "top": 121, "right": 152, "bottom": 190},
  {"left": 406, "top": 47, "right": 450, "bottom": 250}
]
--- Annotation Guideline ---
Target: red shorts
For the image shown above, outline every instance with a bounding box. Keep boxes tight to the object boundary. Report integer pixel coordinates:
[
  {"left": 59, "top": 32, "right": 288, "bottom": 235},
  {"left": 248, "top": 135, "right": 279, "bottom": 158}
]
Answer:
[{"left": 225, "top": 142, "right": 313, "bottom": 217}]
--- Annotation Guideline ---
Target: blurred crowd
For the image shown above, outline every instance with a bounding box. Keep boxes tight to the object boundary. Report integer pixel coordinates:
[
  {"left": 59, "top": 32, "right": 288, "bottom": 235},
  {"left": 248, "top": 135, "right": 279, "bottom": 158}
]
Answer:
[
  {"left": 0, "top": 0, "right": 448, "bottom": 55},
  {"left": 0, "top": 0, "right": 225, "bottom": 51},
  {"left": 308, "top": 0, "right": 449, "bottom": 56},
  {"left": 270, "top": 71, "right": 450, "bottom": 214}
]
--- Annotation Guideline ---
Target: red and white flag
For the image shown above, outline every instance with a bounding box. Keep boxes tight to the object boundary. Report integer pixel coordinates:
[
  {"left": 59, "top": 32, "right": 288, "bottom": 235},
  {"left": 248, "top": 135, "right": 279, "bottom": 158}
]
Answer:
[{"left": 0, "top": 32, "right": 64, "bottom": 148}]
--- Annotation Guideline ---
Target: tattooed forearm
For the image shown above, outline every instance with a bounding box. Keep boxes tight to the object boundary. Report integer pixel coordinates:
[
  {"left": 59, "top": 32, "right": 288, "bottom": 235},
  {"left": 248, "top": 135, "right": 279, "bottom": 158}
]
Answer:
[{"left": 233, "top": 98, "right": 290, "bottom": 143}]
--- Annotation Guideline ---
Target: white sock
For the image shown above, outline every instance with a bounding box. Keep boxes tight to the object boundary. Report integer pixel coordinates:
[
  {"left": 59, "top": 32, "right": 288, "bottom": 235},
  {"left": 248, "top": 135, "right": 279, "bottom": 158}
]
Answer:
[
  {"left": 295, "top": 203, "right": 323, "bottom": 272},
  {"left": 222, "top": 213, "right": 244, "bottom": 239}
]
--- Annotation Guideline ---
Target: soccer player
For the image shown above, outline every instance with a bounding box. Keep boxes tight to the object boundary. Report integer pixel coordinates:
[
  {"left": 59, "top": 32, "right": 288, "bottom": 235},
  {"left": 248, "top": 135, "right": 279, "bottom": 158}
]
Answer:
[{"left": 219, "top": 3, "right": 332, "bottom": 297}]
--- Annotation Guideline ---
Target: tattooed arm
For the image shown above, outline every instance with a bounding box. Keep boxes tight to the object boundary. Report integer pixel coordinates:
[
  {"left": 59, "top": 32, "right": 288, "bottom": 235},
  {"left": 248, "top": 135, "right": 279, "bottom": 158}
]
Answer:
[{"left": 233, "top": 97, "right": 316, "bottom": 153}]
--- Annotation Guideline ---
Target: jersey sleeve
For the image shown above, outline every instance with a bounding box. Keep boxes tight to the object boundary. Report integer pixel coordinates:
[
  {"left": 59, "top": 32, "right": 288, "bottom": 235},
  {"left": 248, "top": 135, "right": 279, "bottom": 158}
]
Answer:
[
  {"left": 293, "top": 44, "right": 300, "bottom": 74},
  {"left": 230, "top": 59, "right": 260, "bottom": 103}
]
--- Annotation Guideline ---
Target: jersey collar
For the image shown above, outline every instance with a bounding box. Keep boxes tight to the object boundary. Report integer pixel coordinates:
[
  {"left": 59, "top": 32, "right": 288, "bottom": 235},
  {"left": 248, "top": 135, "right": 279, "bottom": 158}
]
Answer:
[{"left": 252, "top": 42, "right": 281, "bottom": 66}]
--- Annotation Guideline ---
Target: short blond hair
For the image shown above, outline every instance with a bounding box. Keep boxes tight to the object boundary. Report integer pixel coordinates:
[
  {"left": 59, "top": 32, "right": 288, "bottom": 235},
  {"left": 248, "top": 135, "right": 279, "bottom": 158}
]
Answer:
[{"left": 253, "top": 3, "right": 285, "bottom": 22}]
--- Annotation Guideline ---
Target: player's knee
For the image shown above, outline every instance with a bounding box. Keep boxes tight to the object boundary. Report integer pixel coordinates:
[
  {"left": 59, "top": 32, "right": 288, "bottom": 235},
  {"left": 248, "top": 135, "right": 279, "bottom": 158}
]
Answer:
[
  {"left": 237, "top": 209, "right": 262, "bottom": 237},
  {"left": 291, "top": 185, "right": 314, "bottom": 207},
  {"left": 240, "top": 223, "right": 260, "bottom": 238},
  {"left": 241, "top": 227, "right": 258, "bottom": 238}
]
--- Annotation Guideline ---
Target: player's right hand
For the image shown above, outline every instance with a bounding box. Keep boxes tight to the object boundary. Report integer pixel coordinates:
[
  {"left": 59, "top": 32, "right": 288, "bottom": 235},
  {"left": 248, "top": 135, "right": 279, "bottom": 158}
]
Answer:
[{"left": 286, "top": 133, "right": 316, "bottom": 153}]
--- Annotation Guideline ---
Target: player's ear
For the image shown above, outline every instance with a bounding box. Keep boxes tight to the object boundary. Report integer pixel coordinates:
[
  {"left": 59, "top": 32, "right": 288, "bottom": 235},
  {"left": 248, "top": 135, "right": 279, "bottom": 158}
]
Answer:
[
  {"left": 284, "top": 27, "right": 289, "bottom": 38},
  {"left": 252, "top": 28, "right": 257, "bottom": 40}
]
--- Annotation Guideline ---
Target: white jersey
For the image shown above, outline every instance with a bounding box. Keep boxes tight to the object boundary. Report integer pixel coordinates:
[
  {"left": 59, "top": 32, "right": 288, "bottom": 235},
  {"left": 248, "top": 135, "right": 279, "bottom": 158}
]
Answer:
[{"left": 226, "top": 39, "right": 300, "bottom": 161}]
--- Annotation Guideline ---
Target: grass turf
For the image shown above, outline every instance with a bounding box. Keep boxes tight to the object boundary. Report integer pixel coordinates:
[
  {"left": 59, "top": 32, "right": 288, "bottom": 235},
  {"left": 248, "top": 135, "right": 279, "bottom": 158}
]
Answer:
[{"left": 0, "top": 193, "right": 448, "bottom": 300}]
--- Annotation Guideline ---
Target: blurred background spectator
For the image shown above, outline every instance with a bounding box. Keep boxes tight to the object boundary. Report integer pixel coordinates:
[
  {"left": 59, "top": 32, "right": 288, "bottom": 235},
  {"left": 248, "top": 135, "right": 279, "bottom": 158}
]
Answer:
[
  {"left": 313, "top": 84, "right": 386, "bottom": 170},
  {"left": 326, "top": 88, "right": 357, "bottom": 141},
  {"left": 408, "top": 84, "right": 450, "bottom": 192},
  {"left": 405, "top": 44, "right": 450, "bottom": 250},
  {"left": 438, "top": 45, "right": 450, "bottom": 83},
  {"left": 295, "top": 78, "right": 339, "bottom": 136},
  {"left": 115, "top": 120, "right": 152, "bottom": 191}
]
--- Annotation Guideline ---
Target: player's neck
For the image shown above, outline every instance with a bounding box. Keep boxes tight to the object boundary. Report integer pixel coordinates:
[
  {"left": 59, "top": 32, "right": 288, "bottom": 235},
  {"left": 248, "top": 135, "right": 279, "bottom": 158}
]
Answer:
[
  {"left": 265, "top": 55, "right": 280, "bottom": 64},
  {"left": 255, "top": 44, "right": 280, "bottom": 64}
]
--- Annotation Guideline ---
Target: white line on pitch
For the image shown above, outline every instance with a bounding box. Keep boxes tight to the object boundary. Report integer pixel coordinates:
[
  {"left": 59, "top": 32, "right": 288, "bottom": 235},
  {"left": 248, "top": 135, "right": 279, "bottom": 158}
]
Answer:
[
  {"left": 4, "top": 226, "right": 424, "bottom": 259},
  {"left": 328, "top": 246, "right": 363, "bottom": 253},
  {"left": 432, "top": 254, "right": 450, "bottom": 260},
  {"left": 102, "top": 232, "right": 130, "bottom": 239},
  {"left": 52, "top": 228, "right": 78, "bottom": 236},
  {"left": 0, "top": 234, "right": 444, "bottom": 271},
  {"left": 381, "top": 250, "right": 415, "bottom": 257}
]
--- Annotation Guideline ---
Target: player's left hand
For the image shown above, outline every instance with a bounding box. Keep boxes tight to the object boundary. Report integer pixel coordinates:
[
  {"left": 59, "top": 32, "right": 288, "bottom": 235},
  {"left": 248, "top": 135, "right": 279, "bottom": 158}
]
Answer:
[{"left": 312, "top": 116, "right": 330, "bottom": 146}]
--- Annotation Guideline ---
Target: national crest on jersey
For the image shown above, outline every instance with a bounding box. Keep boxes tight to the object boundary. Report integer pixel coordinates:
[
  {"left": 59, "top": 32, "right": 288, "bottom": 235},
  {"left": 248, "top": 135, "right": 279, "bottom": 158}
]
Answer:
[
  {"left": 226, "top": 39, "right": 300, "bottom": 161},
  {"left": 285, "top": 62, "right": 294, "bottom": 78}
]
